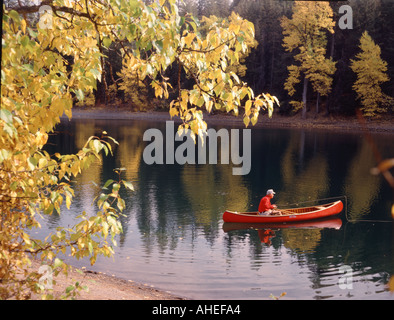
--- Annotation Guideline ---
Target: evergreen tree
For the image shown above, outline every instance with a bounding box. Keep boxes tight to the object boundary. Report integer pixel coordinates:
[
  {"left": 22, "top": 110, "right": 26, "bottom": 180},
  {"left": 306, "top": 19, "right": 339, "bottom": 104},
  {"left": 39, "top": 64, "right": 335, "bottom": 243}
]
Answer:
[{"left": 233, "top": 0, "right": 292, "bottom": 96}]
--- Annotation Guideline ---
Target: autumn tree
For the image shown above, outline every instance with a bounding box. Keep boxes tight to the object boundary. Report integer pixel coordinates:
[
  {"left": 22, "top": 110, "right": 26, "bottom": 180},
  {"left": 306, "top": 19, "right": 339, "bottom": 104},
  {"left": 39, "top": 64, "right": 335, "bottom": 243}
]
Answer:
[
  {"left": 1, "top": 3, "right": 131, "bottom": 295},
  {"left": 1, "top": 0, "right": 278, "bottom": 299},
  {"left": 350, "top": 31, "right": 391, "bottom": 117},
  {"left": 281, "top": 1, "right": 336, "bottom": 118}
]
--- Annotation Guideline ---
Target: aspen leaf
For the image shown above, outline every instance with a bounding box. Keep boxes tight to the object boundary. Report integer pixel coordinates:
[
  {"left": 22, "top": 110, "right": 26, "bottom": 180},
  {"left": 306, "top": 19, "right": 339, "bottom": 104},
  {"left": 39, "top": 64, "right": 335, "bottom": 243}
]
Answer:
[
  {"left": 66, "top": 195, "right": 72, "bottom": 210},
  {"left": 251, "top": 114, "right": 258, "bottom": 126},
  {"left": 92, "top": 139, "right": 101, "bottom": 154},
  {"left": 243, "top": 116, "right": 250, "bottom": 127},
  {"left": 183, "top": 32, "right": 195, "bottom": 46},
  {"left": 267, "top": 100, "right": 274, "bottom": 118},
  {"left": 54, "top": 258, "right": 63, "bottom": 269},
  {"left": 28, "top": 157, "right": 37, "bottom": 170},
  {"left": 245, "top": 100, "right": 252, "bottom": 115},
  {"left": 103, "top": 179, "right": 115, "bottom": 189},
  {"left": 66, "top": 285, "right": 75, "bottom": 294},
  {"left": 20, "top": 19, "right": 27, "bottom": 33},
  {"left": 206, "top": 99, "right": 213, "bottom": 113},
  {"left": 122, "top": 181, "right": 134, "bottom": 191},
  {"left": 103, "top": 37, "right": 112, "bottom": 48},
  {"left": 74, "top": 89, "right": 84, "bottom": 101},
  {"left": 117, "top": 198, "right": 125, "bottom": 212},
  {"left": 169, "top": 106, "right": 178, "bottom": 117},
  {"left": 272, "top": 96, "right": 280, "bottom": 106},
  {"left": 38, "top": 157, "right": 47, "bottom": 169}
]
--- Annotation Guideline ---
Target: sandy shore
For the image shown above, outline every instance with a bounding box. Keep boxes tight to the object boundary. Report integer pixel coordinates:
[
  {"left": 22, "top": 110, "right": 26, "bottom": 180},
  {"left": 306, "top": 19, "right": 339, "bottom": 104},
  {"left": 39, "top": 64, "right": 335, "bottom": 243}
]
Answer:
[
  {"left": 29, "top": 260, "right": 186, "bottom": 300},
  {"left": 66, "top": 107, "right": 394, "bottom": 133}
]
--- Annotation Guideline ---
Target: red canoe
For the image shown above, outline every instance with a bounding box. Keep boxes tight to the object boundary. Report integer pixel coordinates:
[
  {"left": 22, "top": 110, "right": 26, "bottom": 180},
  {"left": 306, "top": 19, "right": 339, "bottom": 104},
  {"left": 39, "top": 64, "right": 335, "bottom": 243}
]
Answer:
[{"left": 222, "top": 200, "right": 344, "bottom": 223}]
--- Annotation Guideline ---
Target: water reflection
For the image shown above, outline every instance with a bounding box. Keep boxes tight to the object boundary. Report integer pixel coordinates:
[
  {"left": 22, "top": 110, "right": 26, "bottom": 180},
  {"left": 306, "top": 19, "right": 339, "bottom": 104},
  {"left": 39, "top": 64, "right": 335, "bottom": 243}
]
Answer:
[
  {"left": 223, "top": 218, "right": 342, "bottom": 252},
  {"left": 344, "top": 139, "right": 381, "bottom": 219},
  {"left": 279, "top": 131, "right": 329, "bottom": 204},
  {"left": 41, "top": 118, "right": 394, "bottom": 299}
]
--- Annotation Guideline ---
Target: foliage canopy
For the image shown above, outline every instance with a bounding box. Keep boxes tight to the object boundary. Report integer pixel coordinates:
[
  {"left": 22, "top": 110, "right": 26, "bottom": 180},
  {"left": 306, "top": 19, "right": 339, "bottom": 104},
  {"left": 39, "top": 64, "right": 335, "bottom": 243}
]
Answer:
[{"left": 1, "top": 0, "right": 278, "bottom": 299}]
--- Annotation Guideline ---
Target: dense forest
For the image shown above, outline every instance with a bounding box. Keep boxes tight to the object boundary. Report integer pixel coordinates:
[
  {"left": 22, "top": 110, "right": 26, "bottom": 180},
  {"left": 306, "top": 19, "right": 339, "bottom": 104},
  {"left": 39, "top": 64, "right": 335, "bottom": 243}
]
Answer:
[
  {"left": 94, "top": 0, "right": 394, "bottom": 118},
  {"left": 205, "top": 0, "right": 394, "bottom": 117},
  {"left": 5, "top": 0, "right": 394, "bottom": 118}
]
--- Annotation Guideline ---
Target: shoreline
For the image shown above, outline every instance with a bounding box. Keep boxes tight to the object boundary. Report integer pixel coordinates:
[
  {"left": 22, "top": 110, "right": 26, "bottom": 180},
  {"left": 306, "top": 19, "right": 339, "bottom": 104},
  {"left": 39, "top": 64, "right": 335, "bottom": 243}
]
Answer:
[
  {"left": 29, "top": 259, "right": 187, "bottom": 300},
  {"left": 65, "top": 107, "right": 394, "bottom": 134}
]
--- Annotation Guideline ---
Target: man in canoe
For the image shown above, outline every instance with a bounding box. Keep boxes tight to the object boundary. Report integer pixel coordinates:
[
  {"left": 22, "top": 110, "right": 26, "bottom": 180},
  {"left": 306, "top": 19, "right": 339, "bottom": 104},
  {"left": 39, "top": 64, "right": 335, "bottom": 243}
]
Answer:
[{"left": 258, "top": 189, "right": 281, "bottom": 215}]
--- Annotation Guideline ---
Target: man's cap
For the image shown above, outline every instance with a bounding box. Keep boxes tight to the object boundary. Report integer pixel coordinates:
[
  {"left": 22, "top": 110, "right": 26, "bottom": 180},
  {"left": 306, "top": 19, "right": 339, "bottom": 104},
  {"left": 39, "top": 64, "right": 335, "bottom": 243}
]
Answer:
[{"left": 266, "top": 189, "right": 276, "bottom": 195}]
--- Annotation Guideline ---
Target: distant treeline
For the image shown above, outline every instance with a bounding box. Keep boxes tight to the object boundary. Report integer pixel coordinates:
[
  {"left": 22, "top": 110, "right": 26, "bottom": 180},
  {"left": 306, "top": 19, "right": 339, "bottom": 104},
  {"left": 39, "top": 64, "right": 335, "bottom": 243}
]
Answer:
[
  {"left": 94, "top": 0, "right": 394, "bottom": 117},
  {"left": 196, "top": 0, "right": 394, "bottom": 117}
]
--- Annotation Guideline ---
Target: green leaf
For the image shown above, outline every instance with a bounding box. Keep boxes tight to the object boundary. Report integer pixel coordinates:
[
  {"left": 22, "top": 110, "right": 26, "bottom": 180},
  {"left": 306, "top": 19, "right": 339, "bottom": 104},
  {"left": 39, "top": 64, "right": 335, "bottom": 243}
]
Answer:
[
  {"left": 129, "top": 24, "right": 136, "bottom": 37},
  {"left": 0, "top": 149, "right": 10, "bottom": 163},
  {"left": 122, "top": 181, "right": 134, "bottom": 191},
  {"left": 74, "top": 89, "right": 84, "bottom": 101},
  {"left": 9, "top": 10, "right": 21, "bottom": 23},
  {"left": 103, "top": 37, "right": 112, "bottom": 48},
  {"left": 89, "top": 68, "right": 101, "bottom": 80},
  {"left": 105, "top": 135, "right": 119, "bottom": 145},
  {"left": 153, "top": 40, "right": 163, "bottom": 51},
  {"left": 28, "top": 157, "right": 38, "bottom": 170},
  {"left": 117, "top": 198, "right": 125, "bottom": 211},
  {"left": 112, "top": 183, "right": 120, "bottom": 192},
  {"left": 103, "top": 179, "right": 115, "bottom": 189},
  {"left": 20, "top": 35, "right": 29, "bottom": 47},
  {"left": 0, "top": 108, "right": 13, "bottom": 123},
  {"left": 88, "top": 242, "right": 93, "bottom": 255},
  {"left": 53, "top": 258, "right": 63, "bottom": 269},
  {"left": 66, "top": 285, "right": 75, "bottom": 294},
  {"left": 44, "top": 203, "right": 54, "bottom": 215},
  {"left": 92, "top": 139, "right": 101, "bottom": 154},
  {"left": 22, "top": 64, "right": 34, "bottom": 73}
]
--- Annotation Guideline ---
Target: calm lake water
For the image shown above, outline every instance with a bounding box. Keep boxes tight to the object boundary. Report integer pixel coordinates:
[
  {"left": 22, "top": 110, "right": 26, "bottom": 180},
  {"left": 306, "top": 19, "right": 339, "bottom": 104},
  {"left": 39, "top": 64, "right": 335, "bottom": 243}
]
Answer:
[{"left": 38, "top": 117, "right": 394, "bottom": 300}]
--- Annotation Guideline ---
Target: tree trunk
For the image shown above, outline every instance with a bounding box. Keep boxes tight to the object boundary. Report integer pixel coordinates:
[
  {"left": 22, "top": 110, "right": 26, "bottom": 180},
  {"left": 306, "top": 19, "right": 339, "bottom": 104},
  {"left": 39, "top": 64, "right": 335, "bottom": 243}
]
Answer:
[
  {"left": 316, "top": 92, "right": 320, "bottom": 115},
  {"left": 327, "top": 26, "right": 336, "bottom": 116},
  {"left": 269, "top": 33, "right": 276, "bottom": 92},
  {"left": 302, "top": 76, "right": 308, "bottom": 119}
]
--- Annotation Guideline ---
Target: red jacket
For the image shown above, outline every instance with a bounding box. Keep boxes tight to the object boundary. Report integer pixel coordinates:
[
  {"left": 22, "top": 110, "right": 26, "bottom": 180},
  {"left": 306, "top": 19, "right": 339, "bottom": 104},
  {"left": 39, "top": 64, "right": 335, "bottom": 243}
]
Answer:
[{"left": 258, "top": 196, "right": 274, "bottom": 213}]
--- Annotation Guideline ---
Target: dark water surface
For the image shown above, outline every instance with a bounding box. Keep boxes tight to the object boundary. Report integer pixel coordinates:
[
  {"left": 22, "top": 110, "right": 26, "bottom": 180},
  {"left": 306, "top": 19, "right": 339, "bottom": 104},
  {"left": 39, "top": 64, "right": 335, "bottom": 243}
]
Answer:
[{"left": 38, "top": 118, "right": 394, "bottom": 299}]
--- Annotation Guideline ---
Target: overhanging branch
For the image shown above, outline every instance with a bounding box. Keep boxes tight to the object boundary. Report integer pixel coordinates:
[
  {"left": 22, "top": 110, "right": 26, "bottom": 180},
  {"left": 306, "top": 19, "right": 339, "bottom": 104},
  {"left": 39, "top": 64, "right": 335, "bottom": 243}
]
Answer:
[{"left": 6, "top": 0, "right": 90, "bottom": 20}]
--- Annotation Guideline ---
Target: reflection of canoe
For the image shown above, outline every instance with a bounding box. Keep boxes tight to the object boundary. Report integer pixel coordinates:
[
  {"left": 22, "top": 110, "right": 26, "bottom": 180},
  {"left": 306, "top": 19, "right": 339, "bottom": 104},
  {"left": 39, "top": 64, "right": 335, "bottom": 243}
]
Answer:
[
  {"left": 222, "top": 200, "right": 343, "bottom": 223},
  {"left": 222, "top": 217, "right": 343, "bottom": 233}
]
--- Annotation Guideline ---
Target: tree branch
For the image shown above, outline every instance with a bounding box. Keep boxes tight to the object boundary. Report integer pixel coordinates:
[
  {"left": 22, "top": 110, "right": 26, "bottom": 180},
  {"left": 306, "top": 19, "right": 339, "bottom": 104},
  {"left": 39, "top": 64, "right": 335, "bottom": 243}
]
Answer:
[{"left": 6, "top": 0, "right": 90, "bottom": 20}]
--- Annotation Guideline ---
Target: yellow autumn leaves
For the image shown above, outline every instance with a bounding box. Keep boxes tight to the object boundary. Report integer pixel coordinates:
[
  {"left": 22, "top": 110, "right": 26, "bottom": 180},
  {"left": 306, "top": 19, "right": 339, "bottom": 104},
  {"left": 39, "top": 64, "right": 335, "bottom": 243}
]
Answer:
[
  {"left": 350, "top": 31, "right": 391, "bottom": 117},
  {"left": 116, "top": 7, "right": 279, "bottom": 138},
  {"left": 1, "top": 0, "right": 280, "bottom": 299},
  {"left": 282, "top": 1, "right": 392, "bottom": 118},
  {"left": 281, "top": 1, "right": 336, "bottom": 118}
]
